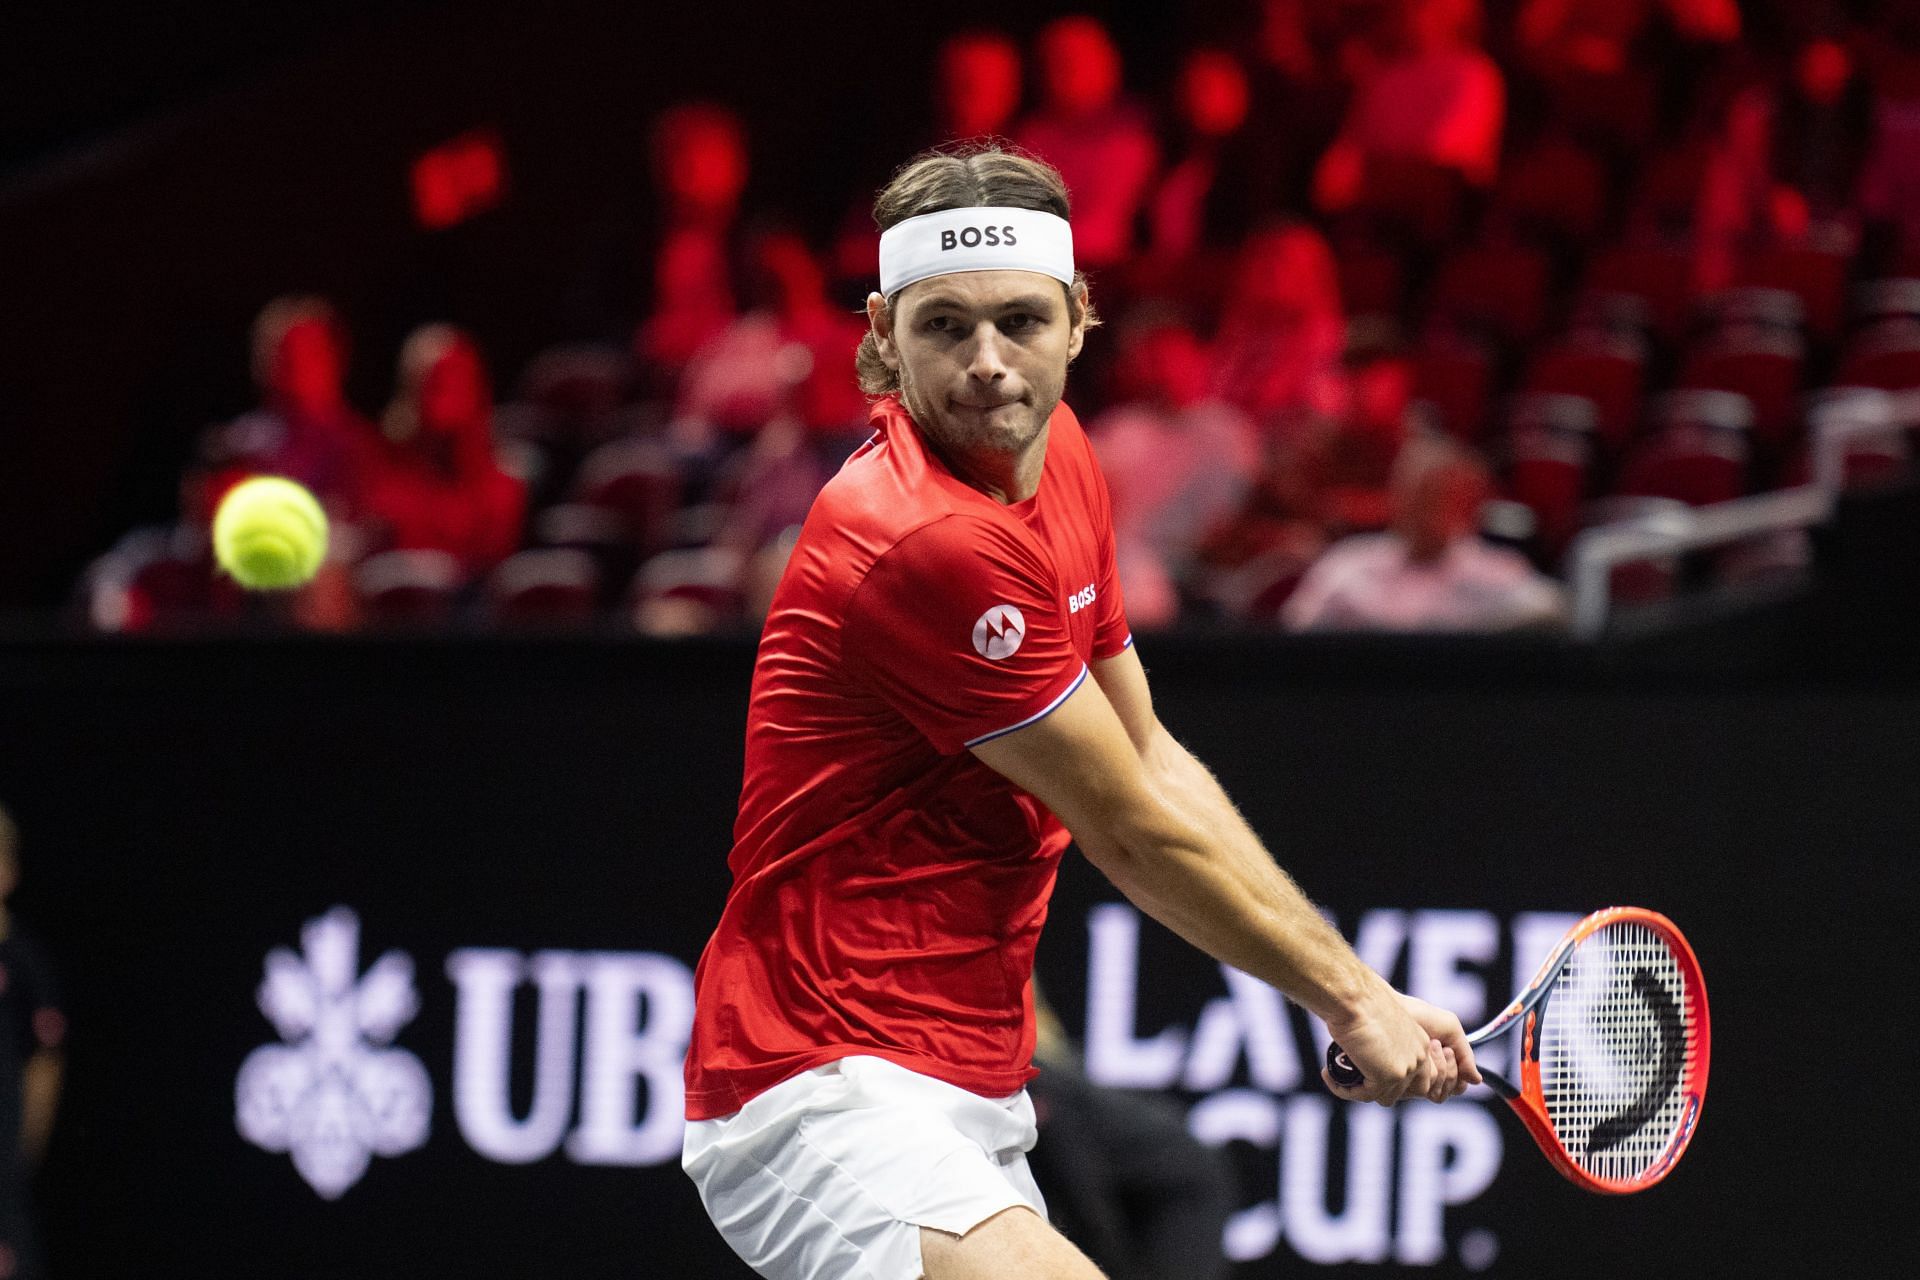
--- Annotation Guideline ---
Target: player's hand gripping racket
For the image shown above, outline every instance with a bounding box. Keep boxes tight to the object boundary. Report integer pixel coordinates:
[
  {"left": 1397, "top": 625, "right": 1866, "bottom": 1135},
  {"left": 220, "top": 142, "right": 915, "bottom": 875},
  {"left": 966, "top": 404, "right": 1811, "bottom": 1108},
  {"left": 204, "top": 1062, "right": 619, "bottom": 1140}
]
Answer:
[{"left": 1327, "top": 907, "right": 1709, "bottom": 1194}]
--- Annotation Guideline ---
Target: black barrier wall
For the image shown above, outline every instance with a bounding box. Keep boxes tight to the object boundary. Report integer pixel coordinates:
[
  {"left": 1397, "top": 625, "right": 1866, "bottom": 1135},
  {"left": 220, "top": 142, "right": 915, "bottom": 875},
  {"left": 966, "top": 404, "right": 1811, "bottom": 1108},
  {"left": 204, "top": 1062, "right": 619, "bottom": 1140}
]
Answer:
[{"left": 1, "top": 635, "right": 1915, "bottom": 1277}]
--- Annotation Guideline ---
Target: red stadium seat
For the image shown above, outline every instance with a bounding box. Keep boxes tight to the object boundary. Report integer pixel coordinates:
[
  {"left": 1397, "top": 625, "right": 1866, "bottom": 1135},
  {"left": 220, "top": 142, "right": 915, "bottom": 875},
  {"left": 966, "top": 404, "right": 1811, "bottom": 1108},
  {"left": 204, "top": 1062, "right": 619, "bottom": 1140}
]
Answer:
[
  {"left": 1429, "top": 242, "right": 1553, "bottom": 348},
  {"left": 1503, "top": 393, "right": 1600, "bottom": 558},
  {"left": 516, "top": 344, "right": 634, "bottom": 446},
  {"left": 1737, "top": 232, "right": 1854, "bottom": 340},
  {"left": 1698, "top": 286, "right": 1805, "bottom": 332},
  {"left": 1494, "top": 135, "right": 1609, "bottom": 245},
  {"left": 534, "top": 502, "right": 640, "bottom": 591},
  {"left": 353, "top": 549, "right": 463, "bottom": 626},
  {"left": 571, "top": 438, "right": 683, "bottom": 554},
  {"left": 1574, "top": 497, "right": 1693, "bottom": 602},
  {"left": 1678, "top": 325, "right": 1806, "bottom": 450},
  {"left": 1411, "top": 330, "right": 1496, "bottom": 444},
  {"left": 1837, "top": 319, "right": 1920, "bottom": 391},
  {"left": 82, "top": 526, "right": 216, "bottom": 632},
  {"left": 1851, "top": 278, "right": 1920, "bottom": 327},
  {"left": 1350, "top": 157, "right": 1468, "bottom": 247},
  {"left": 486, "top": 548, "right": 600, "bottom": 625},
  {"left": 1524, "top": 331, "right": 1647, "bottom": 454},
  {"left": 1619, "top": 391, "right": 1754, "bottom": 506},
  {"left": 1332, "top": 235, "right": 1406, "bottom": 321},
  {"left": 1585, "top": 242, "right": 1696, "bottom": 343}
]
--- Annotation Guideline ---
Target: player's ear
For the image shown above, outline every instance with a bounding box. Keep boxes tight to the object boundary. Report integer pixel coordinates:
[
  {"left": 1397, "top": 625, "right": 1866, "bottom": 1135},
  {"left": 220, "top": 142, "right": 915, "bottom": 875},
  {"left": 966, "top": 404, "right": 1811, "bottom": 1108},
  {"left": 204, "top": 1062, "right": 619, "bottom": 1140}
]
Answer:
[
  {"left": 1065, "top": 280, "right": 1091, "bottom": 363},
  {"left": 866, "top": 292, "right": 901, "bottom": 371}
]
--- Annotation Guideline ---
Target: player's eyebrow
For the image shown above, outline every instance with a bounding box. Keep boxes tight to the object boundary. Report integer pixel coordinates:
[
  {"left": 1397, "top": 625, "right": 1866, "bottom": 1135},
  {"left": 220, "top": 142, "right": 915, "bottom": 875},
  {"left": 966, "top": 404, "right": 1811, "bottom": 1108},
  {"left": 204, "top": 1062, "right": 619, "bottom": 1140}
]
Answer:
[{"left": 906, "top": 291, "right": 1057, "bottom": 319}]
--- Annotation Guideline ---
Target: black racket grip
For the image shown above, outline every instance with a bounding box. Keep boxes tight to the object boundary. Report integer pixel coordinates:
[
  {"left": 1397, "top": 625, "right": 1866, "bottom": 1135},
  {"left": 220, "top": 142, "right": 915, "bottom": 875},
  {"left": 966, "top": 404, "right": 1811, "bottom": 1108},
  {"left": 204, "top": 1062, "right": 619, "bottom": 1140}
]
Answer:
[{"left": 1326, "top": 1042, "right": 1365, "bottom": 1088}]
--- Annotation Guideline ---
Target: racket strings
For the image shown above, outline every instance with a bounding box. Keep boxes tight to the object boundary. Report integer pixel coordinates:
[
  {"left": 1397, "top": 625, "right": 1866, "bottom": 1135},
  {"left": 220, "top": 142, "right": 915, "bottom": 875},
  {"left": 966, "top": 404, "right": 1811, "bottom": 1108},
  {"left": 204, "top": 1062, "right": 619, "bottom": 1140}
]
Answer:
[{"left": 1537, "top": 921, "right": 1700, "bottom": 1184}]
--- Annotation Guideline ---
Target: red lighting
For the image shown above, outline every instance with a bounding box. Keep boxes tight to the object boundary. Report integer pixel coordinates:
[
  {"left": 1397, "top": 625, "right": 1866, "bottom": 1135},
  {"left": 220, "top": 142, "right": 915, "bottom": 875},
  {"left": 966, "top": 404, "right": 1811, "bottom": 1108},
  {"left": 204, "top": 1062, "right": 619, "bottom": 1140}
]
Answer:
[{"left": 411, "top": 128, "right": 507, "bottom": 230}]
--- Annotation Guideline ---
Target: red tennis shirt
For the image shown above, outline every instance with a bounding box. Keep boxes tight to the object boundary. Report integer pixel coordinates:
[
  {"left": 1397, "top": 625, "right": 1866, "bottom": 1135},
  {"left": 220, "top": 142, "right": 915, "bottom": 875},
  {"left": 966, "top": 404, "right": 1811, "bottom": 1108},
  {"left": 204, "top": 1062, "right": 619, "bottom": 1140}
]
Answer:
[{"left": 684, "top": 393, "right": 1131, "bottom": 1120}]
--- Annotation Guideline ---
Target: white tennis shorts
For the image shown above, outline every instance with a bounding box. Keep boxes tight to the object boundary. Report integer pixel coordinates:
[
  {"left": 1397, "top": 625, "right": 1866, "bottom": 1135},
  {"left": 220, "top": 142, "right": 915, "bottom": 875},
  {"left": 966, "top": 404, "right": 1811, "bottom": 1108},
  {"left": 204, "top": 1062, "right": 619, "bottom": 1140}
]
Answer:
[{"left": 682, "top": 1055, "right": 1048, "bottom": 1280}]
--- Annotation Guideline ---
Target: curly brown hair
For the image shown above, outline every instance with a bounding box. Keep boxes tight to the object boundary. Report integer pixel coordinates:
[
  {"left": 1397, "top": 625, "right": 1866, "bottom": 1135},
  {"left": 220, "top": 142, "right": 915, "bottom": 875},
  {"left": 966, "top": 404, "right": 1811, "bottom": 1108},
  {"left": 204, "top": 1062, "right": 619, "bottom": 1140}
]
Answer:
[{"left": 856, "top": 143, "right": 1098, "bottom": 395}]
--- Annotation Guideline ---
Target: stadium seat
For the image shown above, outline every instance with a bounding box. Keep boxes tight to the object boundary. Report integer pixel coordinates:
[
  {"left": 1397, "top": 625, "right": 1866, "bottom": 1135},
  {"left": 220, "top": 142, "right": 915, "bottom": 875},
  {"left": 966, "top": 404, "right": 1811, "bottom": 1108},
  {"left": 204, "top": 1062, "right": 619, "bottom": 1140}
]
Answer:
[
  {"left": 1850, "top": 278, "right": 1920, "bottom": 327},
  {"left": 353, "top": 549, "right": 464, "bottom": 626},
  {"left": 516, "top": 344, "right": 633, "bottom": 446},
  {"left": 486, "top": 548, "right": 600, "bottom": 625},
  {"left": 1584, "top": 241, "right": 1696, "bottom": 344},
  {"left": 1349, "top": 156, "right": 1468, "bottom": 248},
  {"left": 82, "top": 525, "right": 215, "bottom": 632},
  {"left": 1737, "top": 232, "right": 1854, "bottom": 340},
  {"left": 571, "top": 437, "right": 683, "bottom": 555},
  {"left": 1503, "top": 393, "right": 1600, "bottom": 558},
  {"left": 1696, "top": 286, "right": 1805, "bottom": 335},
  {"left": 1837, "top": 319, "right": 1920, "bottom": 391},
  {"left": 631, "top": 546, "right": 747, "bottom": 634},
  {"left": 1411, "top": 329, "right": 1496, "bottom": 444},
  {"left": 1493, "top": 135, "right": 1609, "bottom": 247},
  {"left": 1429, "top": 242, "right": 1553, "bottom": 348},
  {"left": 1332, "top": 234, "right": 1406, "bottom": 322},
  {"left": 1678, "top": 325, "right": 1806, "bottom": 450},
  {"left": 1574, "top": 496, "right": 1693, "bottom": 603},
  {"left": 1523, "top": 330, "right": 1647, "bottom": 454},
  {"left": 1619, "top": 391, "right": 1755, "bottom": 507},
  {"left": 533, "top": 503, "right": 638, "bottom": 597}
]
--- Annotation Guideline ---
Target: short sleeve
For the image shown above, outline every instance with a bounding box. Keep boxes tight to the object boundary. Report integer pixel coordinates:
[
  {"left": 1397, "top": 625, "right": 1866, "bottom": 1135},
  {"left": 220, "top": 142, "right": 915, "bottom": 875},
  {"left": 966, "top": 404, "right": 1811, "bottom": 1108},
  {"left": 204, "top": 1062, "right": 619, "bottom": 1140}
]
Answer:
[
  {"left": 1088, "top": 459, "right": 1132, "bottom": 659},
  {"left": 843, "top": 516, "right": 1087, "bottom": 754}
]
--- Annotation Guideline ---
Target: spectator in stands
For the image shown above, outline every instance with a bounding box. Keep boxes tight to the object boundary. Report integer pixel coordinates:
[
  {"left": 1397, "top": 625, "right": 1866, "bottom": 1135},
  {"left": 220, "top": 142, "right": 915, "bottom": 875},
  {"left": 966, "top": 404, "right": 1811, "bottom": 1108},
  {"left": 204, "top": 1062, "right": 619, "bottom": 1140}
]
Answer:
[
  {"left": 1515, "top": 0, "right": 1739, "bottom": 77},
  {"left": 1858, "top": 13, "right": 1920, "bottom": 268},
  {"left": 0, "top": 803, "right": 63, "bottom": 1280},
  {"left": 1692, "top": 42, "right": 1865, "bottom": 294},
  {"left": 366, "top": 325, "right": 526, "bottom": 577},
  {"left": 676, "top": 229, "right": 869, "bottom": 445},
  {"left": 937, "top": 30, "right": 1023, "bottom": 142},
  {"left": 635, "top": 104, "right": 748, "bottom": 386},
  {"left": 193, "top": 296, "right": 382, "bottom": 520},
  {"left": 1091, "top": 319, "right": 1259, "bottom": 627},
  {"left": 1286, "top": 333, "right": 1422, "bottom": 534},
  {"left": 1146, "top": 49, "right": 1252, "bottom": 264},
  {"left": 1209, "top": 222, "right": 1346, "bottom": 429},
  {"left": 1205, "top": 0, "right": 1347, "bottom": 235},
  {"left": 832, "top": 31, "right": 1026, "bottom": 288},
  {"left": 1313, "top": 0, "right": 1505, "bottom": 211},
  {"left": 1282, "top": 438, "right": 1565, "bottom": 632},
  {"left": 1014, "top": 16, "right": 1159, "bottom": 270}
]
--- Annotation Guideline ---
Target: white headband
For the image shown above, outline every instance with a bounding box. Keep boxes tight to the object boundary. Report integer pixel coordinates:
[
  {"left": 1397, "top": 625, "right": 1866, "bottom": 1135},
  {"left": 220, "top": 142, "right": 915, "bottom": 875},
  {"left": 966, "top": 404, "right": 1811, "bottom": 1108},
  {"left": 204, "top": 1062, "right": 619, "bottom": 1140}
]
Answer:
[{"left": 877, "top": 206, "right": 1075, "bottom": 298}]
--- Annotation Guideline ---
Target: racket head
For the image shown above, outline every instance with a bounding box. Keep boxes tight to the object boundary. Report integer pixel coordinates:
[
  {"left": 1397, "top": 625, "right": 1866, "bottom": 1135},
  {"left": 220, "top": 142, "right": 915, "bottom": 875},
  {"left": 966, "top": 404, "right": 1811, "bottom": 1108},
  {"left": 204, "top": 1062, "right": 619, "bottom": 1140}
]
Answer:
[{"left": 1504, "top": 906, "right": 1710, "bottom": 1194}]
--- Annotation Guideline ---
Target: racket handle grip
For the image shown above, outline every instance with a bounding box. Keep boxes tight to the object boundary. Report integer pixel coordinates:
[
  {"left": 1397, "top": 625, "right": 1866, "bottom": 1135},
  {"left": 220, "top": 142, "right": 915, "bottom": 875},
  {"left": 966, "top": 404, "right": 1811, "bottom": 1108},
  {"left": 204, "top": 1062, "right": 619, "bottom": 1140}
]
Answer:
[{"left": 1325, "top": 1042, "right": 1365, "bottom": 1088}]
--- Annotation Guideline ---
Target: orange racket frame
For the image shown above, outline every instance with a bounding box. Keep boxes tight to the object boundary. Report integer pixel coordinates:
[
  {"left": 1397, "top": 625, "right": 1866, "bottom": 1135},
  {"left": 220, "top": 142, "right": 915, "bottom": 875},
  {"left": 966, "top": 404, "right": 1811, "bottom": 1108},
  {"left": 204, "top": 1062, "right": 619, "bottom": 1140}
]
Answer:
[{"left": 1329, "top": 906, "right": 1710, "bottom": 1195}]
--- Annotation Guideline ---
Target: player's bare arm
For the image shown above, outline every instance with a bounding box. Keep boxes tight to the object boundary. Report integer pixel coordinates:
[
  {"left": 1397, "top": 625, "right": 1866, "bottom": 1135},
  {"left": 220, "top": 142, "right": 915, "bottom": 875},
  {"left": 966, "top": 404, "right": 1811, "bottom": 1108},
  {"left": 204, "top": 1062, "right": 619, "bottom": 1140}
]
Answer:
[{"left": 971, "top": 646, "right": 1480, "bottom": 1106}]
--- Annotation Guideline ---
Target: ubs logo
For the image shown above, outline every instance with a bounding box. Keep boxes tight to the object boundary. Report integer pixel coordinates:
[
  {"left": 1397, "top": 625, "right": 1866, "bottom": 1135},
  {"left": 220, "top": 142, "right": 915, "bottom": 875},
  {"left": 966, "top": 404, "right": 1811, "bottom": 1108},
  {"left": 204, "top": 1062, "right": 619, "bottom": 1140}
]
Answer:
[{"left": 940, "top": 225, "right": 1018, "bottom": 251}]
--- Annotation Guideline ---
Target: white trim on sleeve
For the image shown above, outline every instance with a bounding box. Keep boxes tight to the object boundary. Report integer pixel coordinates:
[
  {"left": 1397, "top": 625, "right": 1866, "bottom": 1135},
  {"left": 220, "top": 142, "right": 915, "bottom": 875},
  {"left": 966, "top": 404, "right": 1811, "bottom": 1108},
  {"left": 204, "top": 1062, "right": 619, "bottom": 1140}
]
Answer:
[{"left": 962, "top": 664, "right": 1089, "bottom": 749}]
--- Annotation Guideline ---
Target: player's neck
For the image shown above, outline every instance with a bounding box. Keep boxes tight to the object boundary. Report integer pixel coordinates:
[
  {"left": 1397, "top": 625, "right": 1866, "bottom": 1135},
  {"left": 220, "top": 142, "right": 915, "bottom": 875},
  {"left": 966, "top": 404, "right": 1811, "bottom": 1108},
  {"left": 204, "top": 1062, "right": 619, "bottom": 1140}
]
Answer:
[{"left": 939, "top": 425, "right": 1049, "bottom": 505}]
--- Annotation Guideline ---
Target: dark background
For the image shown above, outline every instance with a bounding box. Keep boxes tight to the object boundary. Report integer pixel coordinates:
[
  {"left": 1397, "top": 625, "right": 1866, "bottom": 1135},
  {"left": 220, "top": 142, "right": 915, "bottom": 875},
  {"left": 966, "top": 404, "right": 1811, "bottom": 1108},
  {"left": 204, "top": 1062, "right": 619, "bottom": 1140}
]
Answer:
[
  {"left": 0, "top": 0, "right": 1208, "bottom": 612},
  {"left": 1, "top": 632, "right": 1912, "bottom": 1276}
]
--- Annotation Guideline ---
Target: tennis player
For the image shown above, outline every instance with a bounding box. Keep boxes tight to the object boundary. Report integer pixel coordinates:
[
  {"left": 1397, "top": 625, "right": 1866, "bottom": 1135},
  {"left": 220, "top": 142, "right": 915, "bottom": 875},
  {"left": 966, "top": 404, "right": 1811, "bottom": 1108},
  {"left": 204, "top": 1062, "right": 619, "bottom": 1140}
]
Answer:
[{"left": 683, "top": 145, "right": 1481, "bottom": 1280}]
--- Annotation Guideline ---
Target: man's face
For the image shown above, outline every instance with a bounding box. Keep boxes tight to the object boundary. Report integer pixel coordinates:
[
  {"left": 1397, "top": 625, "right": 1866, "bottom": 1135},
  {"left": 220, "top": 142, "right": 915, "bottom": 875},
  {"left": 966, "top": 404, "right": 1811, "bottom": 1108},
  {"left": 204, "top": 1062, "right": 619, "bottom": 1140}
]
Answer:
[{"left": 871, "top": 269, "right": 1086, "bottom": 462}]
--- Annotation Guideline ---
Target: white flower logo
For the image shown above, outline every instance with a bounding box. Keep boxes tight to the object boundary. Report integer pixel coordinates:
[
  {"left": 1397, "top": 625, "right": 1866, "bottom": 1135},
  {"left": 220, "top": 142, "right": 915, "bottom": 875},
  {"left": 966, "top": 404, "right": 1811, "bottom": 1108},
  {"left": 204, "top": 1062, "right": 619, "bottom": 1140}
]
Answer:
[{"left": 235, "top": 907, "right": 432, "bottom": 1199}]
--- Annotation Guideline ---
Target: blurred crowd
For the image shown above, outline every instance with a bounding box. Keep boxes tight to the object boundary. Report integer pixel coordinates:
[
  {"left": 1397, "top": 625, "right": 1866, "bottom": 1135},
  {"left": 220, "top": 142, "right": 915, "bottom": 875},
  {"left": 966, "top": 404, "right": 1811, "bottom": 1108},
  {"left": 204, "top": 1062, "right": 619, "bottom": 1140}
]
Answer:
[{"left": 83, "top": 0, "right": 1920, "bottom": 635}]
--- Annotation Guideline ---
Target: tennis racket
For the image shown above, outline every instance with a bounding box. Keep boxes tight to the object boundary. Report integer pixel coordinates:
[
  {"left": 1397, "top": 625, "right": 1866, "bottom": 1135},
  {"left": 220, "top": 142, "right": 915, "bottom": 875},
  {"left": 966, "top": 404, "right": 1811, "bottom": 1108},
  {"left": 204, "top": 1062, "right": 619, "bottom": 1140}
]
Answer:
[{"left": 1326, "top": 906, "right": 1709, "bottom": 1195}]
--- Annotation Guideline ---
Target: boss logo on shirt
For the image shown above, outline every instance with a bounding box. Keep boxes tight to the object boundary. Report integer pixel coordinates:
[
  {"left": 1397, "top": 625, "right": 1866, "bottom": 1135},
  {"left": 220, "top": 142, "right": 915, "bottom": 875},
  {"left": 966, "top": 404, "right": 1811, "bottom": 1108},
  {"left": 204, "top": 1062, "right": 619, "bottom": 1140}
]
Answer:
[
  {"left": 1067, "top": 583, "right": 1097, "bottom": 614},
  {"left": 940, "top": 226, "right": 1018, "bottom": 251},
  {"left": 971, "top": 604, "right": 1026, "bottom": 660}
]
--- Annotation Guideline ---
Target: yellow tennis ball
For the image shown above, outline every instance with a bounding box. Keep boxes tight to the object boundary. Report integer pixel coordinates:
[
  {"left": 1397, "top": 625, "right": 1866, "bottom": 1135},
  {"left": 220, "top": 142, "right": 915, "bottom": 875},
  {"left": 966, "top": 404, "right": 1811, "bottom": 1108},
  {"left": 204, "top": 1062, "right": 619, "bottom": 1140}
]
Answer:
[{"left": 212, "top": 476, "right": 329, "bottom": 590}]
